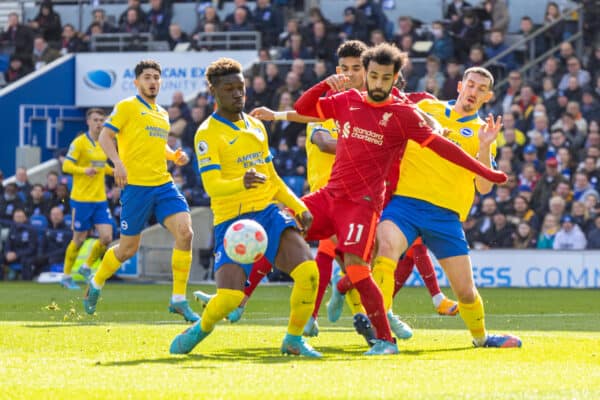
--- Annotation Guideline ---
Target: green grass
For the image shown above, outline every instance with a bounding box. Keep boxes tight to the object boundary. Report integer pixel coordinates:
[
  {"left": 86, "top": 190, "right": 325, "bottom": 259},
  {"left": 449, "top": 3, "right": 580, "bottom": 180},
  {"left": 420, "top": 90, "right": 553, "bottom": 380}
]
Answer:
[{"left": 0, "top": 283, "right": 599, "bottom": 399}]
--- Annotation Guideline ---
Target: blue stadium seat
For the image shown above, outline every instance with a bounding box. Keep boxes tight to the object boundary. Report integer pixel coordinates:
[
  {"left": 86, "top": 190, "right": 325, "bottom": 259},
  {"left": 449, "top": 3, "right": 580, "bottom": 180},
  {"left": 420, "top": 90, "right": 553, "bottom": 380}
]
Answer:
[
  {"left": 49, "top": 263, "right": 63, "bottom": 273},
  {"left": 29, "top": 214, "right": 48, "bottom": 231},
  {"left": 0, "top": 54, "right": 9, "bottom": 73}
]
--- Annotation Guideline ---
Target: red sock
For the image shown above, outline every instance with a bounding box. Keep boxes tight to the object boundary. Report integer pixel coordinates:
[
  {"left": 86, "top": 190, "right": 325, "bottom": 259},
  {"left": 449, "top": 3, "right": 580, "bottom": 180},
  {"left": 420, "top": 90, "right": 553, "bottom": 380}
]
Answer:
[
  {"left": 346, "top": 265, "right": 393, "bottom": 343},
  {"left": 312, "top": 251, "right": 334, "bottom": 319},
  {"left": 336, "top": 274, "right": 354, "bottom": 294},
  {"left": 244, "top": 256, "right": 272, "bottom": 297},
  {"left": 413, "top": 244, "right": 441, "bottom": 297},
  {"left": 393, "top": 255, "right": 414, "bottom": 297}
]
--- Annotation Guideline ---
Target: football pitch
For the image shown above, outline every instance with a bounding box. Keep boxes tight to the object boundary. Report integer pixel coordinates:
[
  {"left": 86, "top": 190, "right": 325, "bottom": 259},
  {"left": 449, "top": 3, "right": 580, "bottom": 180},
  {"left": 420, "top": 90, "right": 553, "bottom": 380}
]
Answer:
[{"left": 0, "top": 283, "right": 598, "bottom": 399}]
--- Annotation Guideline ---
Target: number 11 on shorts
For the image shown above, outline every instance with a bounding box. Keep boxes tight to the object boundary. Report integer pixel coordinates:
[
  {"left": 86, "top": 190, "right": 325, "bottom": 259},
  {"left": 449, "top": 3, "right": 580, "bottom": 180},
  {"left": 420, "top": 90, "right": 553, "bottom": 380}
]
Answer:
[{"left": 344, "top": 223, "right": 364, "bottom": 245}]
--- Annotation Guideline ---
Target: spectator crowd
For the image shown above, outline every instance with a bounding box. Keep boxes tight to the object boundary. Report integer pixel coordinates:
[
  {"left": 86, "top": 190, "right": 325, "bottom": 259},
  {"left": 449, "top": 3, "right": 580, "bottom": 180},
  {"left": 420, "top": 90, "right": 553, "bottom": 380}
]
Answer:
[{"left": 1, "top": 0, "right": 600, "bottom": 280}]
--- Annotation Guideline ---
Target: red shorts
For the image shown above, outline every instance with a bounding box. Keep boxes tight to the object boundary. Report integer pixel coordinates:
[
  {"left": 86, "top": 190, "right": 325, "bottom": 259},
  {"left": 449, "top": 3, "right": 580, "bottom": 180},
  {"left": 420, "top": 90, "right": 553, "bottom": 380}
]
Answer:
[{"left": 302, "top": 189, "right": 380, "bottom": 262}]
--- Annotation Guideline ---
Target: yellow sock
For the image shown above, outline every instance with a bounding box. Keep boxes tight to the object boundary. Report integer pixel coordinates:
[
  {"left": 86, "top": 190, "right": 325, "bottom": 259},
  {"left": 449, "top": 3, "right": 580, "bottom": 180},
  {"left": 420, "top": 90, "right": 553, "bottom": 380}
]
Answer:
[
  {"left": 372, "top": 256, "right": 397, "bottom": 310},
  {"left": 171, "top": 248, "right": 192, "bottom": 297},
  {"left": 92, "top": 247, "right": 121, "bottom": 288},
  {"left": 459, "top": 293, "right": 487, "bottom": 342},
  {"left": 63, "top": 241, "right": 80, "bottom": 275},
  {"left": 288, "top": 260, "right": 319, "bottom": 336},
  {"left": 346, "top": 288, "right": 366, "bottom": 315},
  {"left": 201, "top": 288, "right": 245, "bottom": 332},
  {"left": 85, "top": 240, "right": 106, "bottom": 267}
]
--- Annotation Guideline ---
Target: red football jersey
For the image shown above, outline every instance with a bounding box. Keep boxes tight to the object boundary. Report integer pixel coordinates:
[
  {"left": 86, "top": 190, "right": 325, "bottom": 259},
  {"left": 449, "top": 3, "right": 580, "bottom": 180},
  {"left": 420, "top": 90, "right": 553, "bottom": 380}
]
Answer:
[
  {"left": 316, "top": 88, "right": 437, "bottom": 211},
  {"left": 384, "top": 91, "right": 437, "bottom": 205}
]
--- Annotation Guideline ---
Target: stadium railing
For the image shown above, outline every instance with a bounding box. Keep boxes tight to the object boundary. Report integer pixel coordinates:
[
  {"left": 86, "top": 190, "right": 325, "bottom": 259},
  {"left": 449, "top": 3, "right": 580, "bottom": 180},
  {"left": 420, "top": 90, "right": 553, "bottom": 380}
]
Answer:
[
  {"left": 193, "top": 31, "right": 261, "bottom": 52},
  {"left": 483, "top": 3, "right": 584, "bottom": 93},
  {"left": 89, "top": 33, "right": 169, "bottom": 52}
]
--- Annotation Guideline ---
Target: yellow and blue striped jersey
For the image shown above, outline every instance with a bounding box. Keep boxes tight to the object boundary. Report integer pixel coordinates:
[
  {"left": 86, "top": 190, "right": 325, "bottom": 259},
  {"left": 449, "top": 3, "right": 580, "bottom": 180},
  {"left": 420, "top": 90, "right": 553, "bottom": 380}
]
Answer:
[
  {"left": 104, "top": 95, "right": 171, "bottom": 187},
  {"left": 195, "top": 112, "right": 305, "bottom": 225},
  {"left": 63, "top": 132, "right": 111, "bottom": 202},
  {"left": 394, "top": 99, "right": 497, "bottom": 221},
  {"left": 305, "top": 119, "right": 337, "bottom": 192}
]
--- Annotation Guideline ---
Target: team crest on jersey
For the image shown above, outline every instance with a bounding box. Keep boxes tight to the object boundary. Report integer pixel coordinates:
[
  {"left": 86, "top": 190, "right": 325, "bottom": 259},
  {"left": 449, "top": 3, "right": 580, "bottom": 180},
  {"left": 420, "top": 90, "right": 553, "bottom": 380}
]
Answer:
[
  {"left": 121, "top": 220, "right": 128, "bottom": 231},
  {"left": 379, "top": 112, "right": 392, "bottom": 127},
  {"left": 342, "top": 122, "right": 351, "bottom": 138},
  {"left": 197, "top": 141, "right": 208, "bottom": 155},
  {"left": 460, "top": 128, "right": 474, "bottom": 137}
]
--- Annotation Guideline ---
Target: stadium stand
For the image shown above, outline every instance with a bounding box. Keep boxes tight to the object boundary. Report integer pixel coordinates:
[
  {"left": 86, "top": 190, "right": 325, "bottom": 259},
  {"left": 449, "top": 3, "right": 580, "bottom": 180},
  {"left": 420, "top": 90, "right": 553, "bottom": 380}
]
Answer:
[{"left": 1, "top": 0, "right": 600, "bottom": 281}]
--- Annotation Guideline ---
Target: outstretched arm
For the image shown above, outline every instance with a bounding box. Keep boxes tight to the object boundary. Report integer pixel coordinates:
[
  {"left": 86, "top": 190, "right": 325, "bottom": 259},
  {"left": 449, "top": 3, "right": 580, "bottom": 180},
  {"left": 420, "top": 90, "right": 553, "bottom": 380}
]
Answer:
[
  {"left": 200, "top": 168, "right": 266, "bottom": 198},
  {"left": 249, "top": 107, "right": 323, "bottom": 123},
  {"left": 402, "top": 109, "right": 506, "bottom": 184}
]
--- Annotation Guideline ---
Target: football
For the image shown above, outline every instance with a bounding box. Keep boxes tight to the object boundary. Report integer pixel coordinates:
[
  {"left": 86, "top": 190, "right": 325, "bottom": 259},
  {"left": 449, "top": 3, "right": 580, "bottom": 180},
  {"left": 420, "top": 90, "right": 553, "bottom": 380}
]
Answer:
[{"left": 223, "top": 219, "right": 268, "bottom": 264}]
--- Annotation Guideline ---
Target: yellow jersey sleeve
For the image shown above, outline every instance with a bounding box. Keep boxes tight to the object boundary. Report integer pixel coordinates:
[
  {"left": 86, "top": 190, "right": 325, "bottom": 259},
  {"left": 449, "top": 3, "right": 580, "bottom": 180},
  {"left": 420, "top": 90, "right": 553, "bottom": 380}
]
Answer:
[
  {"left": 64, "top": 137, "right": 86, "bottom": 175},
  {"left": 195, "top": 125, "right": 246, "bottom": 197},
  {"left": 106, "top": 96, "right": 172, "bottom": 186},
  {"left": 394, "top": 99, "right": 489, "bottom": 221},
  {"left": 66, "top": 137, "right": 82, "bottom": 163},
  {"left": 305, "top": 119, "right": 337, "bottom": 192},
  {"left": 63, "top": 133, "right": 109, "bottom": 202},
  {"left": 104, "top": 100, "right": 130, "bottom": 133},
  {"left": 196, "top": 113, "right": 284, "bottom": 225}
]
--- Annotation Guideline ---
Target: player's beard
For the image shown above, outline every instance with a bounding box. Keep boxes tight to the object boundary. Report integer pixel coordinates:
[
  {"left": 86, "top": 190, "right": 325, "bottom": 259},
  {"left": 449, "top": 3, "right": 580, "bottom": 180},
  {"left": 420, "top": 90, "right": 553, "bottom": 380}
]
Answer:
[
  {"left": 461, "top": 101, "right": 475, "bottom": 113},
  {"left": 366, "top": 82, "right": 391, "bottom": 102},
  {"left": 142, "top": 87, "right": 158, "bottom": 99}
]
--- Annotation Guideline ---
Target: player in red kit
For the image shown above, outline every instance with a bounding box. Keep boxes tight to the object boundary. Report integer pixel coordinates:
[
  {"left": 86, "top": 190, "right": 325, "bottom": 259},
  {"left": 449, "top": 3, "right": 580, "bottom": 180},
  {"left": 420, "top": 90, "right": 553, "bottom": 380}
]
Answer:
[{"left": 294, "top": 43, "right": 506, "bottom": 355}]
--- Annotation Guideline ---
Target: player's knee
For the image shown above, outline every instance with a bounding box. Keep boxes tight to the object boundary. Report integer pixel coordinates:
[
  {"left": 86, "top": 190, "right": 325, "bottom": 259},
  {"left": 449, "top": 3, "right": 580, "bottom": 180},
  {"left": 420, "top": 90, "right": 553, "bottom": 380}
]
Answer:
[
  {"left": 377, "top": 235, "right": 398, "bottom": 258},
  {"left": 99, "top": 235, "right": 112, "bottom": 246},
  {"left": 117, "top": 245, "right": 138, "bottom": 260},
  {"left": 456, "top": 286, "right": 477, "bottom": 303},
  {"left": 176, "top": 225, "right": 194, "bottom": 244}
]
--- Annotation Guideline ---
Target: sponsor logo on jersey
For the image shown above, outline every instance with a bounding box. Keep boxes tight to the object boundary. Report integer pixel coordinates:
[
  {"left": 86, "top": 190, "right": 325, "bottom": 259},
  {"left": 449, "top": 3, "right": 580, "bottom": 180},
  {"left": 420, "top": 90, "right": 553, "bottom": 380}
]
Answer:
[
  {"left": 460, "top": 127, "right": 474, "bottom": 137},
  {"left": 379, "top": 112, "right": 392, "bottom": 127}
]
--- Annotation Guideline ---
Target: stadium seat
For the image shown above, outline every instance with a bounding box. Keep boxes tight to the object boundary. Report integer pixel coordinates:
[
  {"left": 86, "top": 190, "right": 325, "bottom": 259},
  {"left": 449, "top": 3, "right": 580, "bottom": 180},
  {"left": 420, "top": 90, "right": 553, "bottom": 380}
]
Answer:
[
  {"left": 29, "top": 214, "right": 48, "bottom": 230},
  {"left": 49, "top": 263, "right": 63, "bottom": 273}
]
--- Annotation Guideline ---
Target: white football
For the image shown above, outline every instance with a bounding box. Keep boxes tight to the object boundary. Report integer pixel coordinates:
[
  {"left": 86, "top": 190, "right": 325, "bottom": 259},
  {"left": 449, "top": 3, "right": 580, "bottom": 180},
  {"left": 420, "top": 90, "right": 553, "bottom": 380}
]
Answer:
[{"left": 224, "top": 219, "right": 268, "bottom": 264}]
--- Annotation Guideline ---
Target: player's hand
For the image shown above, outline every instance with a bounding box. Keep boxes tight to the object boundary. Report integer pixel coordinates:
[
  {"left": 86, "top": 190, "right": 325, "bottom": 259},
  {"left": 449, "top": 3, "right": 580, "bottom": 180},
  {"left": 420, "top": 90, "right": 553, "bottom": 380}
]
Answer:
[
  {"left": 243, "top": 168, "right": 266, "bottom": 189},
  {"left": 479, "top": 114, "right": 502, "bottom": 147},
  {"left": 173, "top": 148, "right": 189, "bottom": 166},
  {"left": 296, "top": 210, "right": 313, "bottom": 234},
  {"left": 113, "top": 160, "right": 128, "bottom": 188},
  {"left": 441, "top": 128, "right": 452, "bottom": 137},
  {"left": 84, "top": 167, "right": 98, "bottom": 177},
  {"left": 324, "top": 74, "right": 350, "bottom": 92},
  {"left": 249, "top": 107, "right": 275, "bottom": 121}
]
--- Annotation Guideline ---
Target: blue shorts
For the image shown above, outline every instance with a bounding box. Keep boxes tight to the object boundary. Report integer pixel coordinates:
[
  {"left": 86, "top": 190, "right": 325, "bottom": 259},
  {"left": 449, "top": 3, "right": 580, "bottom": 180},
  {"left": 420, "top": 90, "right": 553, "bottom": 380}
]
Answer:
[
  {"left": 70, "top": 200, "right": 113, "bottom": 232},
  {"left": 381, "top": 196, "right": 469, "bottom": 259},
  {"left": 213, "top": 204, "right": 298, "bottom": 276},
  {"left": 120, "top": 182, "right": 190, "bottom": 236}
]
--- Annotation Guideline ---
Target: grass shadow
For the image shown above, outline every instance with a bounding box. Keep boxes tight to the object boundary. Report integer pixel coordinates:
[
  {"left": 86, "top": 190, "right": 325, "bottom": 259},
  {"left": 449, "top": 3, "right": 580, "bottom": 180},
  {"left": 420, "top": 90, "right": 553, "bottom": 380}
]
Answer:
[{"left": 100, "top": 343, "right": 474, "bottom": 367}]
